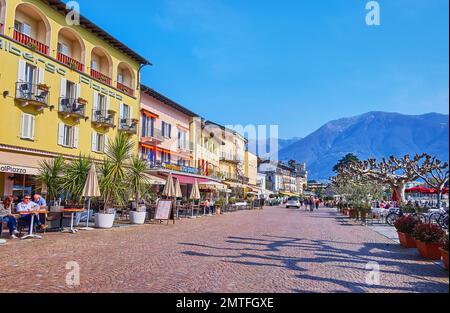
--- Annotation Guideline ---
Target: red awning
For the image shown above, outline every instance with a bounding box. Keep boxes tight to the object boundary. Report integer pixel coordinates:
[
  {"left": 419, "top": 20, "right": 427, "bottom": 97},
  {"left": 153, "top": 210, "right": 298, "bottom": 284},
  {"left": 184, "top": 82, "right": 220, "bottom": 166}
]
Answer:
[
  {"left": 405, "top": 186, "right": 435, "bottom": 194},
  {"left": 172, "top": 174, "right": 210, "bottom": 185}
]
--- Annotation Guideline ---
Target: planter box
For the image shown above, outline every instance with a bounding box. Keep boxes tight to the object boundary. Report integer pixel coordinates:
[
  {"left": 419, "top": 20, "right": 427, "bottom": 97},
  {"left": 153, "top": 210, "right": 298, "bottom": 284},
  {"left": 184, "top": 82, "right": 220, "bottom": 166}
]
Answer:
[
  {"left": 130, "top": 211, "right": 146, "bottom": 224},
  {"left": 440, "top": 248, "right": 449, "bottom": 271},
  {"left": 416, "top": 240, "right": 442, "bottom": 260},
  {"left": 215, "top": 206, "right": 222, "bottom": 215},
  {"left": 95, "top": 212, "right": 115, "bottom": 229},
  {"left": 398, "top": 232, "right": 417, "bottom": 248}
]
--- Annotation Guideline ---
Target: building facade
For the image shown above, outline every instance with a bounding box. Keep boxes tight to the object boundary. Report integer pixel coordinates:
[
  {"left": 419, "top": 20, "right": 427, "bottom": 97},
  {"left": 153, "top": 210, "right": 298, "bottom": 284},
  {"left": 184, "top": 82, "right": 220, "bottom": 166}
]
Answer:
[{"left": 0, "top": 0, "right": 149, "bottom": 197}]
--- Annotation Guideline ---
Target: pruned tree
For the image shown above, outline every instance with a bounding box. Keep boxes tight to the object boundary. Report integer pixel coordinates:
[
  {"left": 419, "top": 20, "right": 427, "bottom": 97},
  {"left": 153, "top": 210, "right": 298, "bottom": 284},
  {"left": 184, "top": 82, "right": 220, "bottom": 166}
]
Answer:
[
  {"left": 412, "top": 155, "right": 449, "bottom": 208},
  {"left": 344, "top": 154, "right": 428, "bottom": 203}
]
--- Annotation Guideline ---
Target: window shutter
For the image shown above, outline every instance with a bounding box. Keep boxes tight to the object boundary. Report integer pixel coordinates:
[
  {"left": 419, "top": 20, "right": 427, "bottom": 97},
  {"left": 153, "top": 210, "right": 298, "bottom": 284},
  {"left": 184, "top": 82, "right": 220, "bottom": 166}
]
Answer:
[
  {"left": 92, "top": 132, "right": 98, "bottom": 152},
  {"left": 104, "top": 135, "right": 109, "bottom": 153},
  {"left": 129, "top": 106, "right": 133, "bottom": 122},
  {"left": 162, "top": 121, "right": 165, "bottom": 137},
  {"left": 18, "top": 60, "right": 26, "bottom": 82},
  {"left": 29, "top": 115, "right": 35, "bottom": 140},
  {"left": 21, "top": 114, "right": 28, "bottom": 138},
  {"left": 105, "top": 96, "right": 110, "bottom": 113},
  {"left": 38, "top": 68, "right": 45, "bottom": 84},
  {"left": 119, "top": 102, "right": 124, "bottom": 120},
  {"left": 168, "top": 124, "right": 172, "bottom": 139},
  {"left": 60, "top": 78, "right": 67, "bottom": 101},
  {"left": 93, "top": 92, "right": 99, "bottom": 111},
  {"left": 58, "top": 123, "right": 65, "bottom": 146},
  {"left": 76, "top": 84, "right": 81, "bottom": 99},
  {"left": 73, "top": 127, "right": 79, "bottom": 148}
]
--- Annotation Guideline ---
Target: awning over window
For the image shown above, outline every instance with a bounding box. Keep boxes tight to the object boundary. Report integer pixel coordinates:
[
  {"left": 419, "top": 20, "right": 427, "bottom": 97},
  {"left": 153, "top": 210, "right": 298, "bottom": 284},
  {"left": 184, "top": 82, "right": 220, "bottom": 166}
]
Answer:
[{"left": 172, "top": 174, "right": 209, "bottom": 185}]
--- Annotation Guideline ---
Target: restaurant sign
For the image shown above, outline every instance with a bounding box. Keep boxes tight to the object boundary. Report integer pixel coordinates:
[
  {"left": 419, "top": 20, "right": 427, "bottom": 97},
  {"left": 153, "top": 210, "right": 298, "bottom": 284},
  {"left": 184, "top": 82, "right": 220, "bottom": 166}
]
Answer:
[
  {"left": 0, "top": 164, "right": 39, "bottom": 175},
  {"left": 162, "top": 163, "right": 200, "bottom": 175}
]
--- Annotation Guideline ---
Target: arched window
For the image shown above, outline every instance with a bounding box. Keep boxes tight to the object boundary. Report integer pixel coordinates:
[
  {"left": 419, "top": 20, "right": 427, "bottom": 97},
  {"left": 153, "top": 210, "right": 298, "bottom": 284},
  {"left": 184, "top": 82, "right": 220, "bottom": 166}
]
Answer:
[
  {"left": 117, "top": 62, "right": 135, "bottom": 96},
  {"left": 14, "top": 3, "right": 51, "bottom": 55},
  {"left": 90, "top": 47, "right": 113, "bottom": 86},
  {"left": 57, "top": 27, "right": 86, "bottom": 72}
]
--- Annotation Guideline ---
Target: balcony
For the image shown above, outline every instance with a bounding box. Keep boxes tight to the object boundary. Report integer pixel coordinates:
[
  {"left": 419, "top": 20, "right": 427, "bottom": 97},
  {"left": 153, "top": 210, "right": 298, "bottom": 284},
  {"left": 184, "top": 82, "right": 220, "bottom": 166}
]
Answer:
[
  {"left": 13, "top": 30, "right": 49, "bottom": 55},
  {"left": 59, "top": 98, "right": 86, "bottom": 120},
  {"left": 141, "top": 128, "right": 164, "bottom": 145},
  {"left": 220, "top": 153, "right": 240, "bottom": 164},
  {"left": 15, "top": 82, "right": 49, "bottom": 111},
  {"left": 177, "top": 141, "right": 194, "bottom": 156},
  {"left": 119, "top": 118, "right": 138, "bottom": 135},
  {"left": 90, "top": 69, "right": 112, "bottom": 86},
  {"left": 117, "top": 82, "right": 134, "bottom": 97},
  {"left": 92, "top": 110, "right": 115, "bottom": 128},
  {"left": 57, "top": 52, "right": 84, "bottom": 71}
]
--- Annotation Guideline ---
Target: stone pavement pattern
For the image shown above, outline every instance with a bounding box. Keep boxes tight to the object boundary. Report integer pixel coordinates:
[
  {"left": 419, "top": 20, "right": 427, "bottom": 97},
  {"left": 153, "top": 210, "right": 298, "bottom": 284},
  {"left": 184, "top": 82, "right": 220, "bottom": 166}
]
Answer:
[{"left": 0, "top": 207, "right": 448, "bottom": 293}]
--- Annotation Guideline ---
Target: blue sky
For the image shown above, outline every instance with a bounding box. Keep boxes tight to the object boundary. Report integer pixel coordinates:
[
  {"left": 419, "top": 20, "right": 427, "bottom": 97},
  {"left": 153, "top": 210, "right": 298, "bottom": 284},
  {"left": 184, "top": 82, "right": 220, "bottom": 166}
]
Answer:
[{"left": 73, "top": 0, "right": 449, "bottom": 139}]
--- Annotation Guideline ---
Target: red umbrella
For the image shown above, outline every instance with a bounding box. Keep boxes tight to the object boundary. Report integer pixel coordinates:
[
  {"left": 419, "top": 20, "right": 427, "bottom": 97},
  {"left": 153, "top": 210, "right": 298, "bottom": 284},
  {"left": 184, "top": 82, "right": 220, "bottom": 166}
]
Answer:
[{"left": 391, "top": 188, "right": 401, "bottom": 202}]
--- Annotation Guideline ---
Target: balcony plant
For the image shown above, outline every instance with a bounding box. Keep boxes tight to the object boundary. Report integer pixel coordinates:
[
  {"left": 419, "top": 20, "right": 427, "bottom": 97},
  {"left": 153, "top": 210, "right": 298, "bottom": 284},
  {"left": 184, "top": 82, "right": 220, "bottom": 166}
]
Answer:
[
  {"left": 27, "top": 42, "right": 37, "bottom": 51},
  {"left": 412, "top": 223, "right": 445, "bottom": 260},
  {"left": 37, "top": 83, "right": 50, "bottom": 92},
  {"left": 394, "top": 215, "right": 420, "bottom": 248},
  {"left": 127, "top": 156, "right": 150, "bottom": 224},
  {"left": 97, "top": 132, "right": 133, "bottom": 228},
  {"left": 77, "top": 97, "right": 88, "bottom": 105},
  {"left": 440, "top": 233, "right": 449, "bottom": 271}
]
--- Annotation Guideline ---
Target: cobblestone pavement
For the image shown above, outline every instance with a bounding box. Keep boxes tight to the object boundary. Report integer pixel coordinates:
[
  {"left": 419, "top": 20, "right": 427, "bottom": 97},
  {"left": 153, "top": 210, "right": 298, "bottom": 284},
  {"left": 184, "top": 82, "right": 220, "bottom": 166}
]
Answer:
[{"left": 0, "top": 207, "right": 448, "bottom": 293}]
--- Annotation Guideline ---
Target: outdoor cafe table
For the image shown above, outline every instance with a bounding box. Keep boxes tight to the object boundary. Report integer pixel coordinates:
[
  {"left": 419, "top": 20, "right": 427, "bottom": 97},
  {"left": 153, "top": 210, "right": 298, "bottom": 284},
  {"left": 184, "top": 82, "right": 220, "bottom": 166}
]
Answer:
[
  {"left": 19, "top": 209, "right": 48, "bottom": 240},
  {"left": 61, "top": 208, "right": 85, "bottom": 234}
]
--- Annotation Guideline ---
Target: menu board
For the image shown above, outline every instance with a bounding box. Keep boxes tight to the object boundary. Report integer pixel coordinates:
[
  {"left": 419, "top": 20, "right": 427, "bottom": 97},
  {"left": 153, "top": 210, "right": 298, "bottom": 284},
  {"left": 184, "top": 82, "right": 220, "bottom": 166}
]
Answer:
[{"left": 154, "top": 200, "right": 173, "bottom": 221}]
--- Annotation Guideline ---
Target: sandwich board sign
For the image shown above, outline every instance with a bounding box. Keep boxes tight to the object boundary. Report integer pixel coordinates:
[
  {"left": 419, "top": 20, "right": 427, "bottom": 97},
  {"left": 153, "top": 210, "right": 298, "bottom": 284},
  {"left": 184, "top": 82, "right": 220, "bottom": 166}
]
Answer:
[{"left": 154, "top": 200, "right": 175, "bottom": 224}]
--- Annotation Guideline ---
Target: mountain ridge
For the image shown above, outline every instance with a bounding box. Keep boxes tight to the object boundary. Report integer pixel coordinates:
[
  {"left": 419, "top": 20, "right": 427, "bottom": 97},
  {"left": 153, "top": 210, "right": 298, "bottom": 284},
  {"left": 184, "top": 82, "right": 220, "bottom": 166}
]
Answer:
[{"left": 278, "top": 111, "right": 449, "bottom": 180}]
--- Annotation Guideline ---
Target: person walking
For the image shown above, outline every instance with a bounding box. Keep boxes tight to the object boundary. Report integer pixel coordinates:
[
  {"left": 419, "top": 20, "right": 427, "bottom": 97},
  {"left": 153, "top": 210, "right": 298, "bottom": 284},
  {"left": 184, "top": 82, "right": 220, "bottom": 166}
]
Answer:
[{"left": 309, "top": 197, "right": 315, "bottom": 212}]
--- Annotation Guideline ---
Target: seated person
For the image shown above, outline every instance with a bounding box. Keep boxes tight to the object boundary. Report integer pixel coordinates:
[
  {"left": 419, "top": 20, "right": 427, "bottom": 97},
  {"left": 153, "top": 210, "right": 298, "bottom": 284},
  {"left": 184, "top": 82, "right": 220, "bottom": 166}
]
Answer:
[
  {"left": 16, "top": 195, "right": 46, "bottom": 230},
  {"left": 33, "top": 194, "right": 47, "bottom": 208},
  {"left": 1, "top": 196, "right": 19, "bottom": 239}
]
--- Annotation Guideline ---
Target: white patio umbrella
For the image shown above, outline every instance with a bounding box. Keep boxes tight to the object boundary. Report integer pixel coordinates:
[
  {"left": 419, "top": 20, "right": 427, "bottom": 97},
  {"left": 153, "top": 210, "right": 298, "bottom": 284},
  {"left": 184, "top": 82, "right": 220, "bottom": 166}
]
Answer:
[
  {"left": 174, "top": 178, "right": 183, "bottom": 198},
  {"left": 189, "top": 179, "right": 201, "bottom": 218},
  {"left": 162, "top": 173, "right": 176, "bottom": 198},
  {"left": 81, "top": 163, "right": 101, "bottom": 230}
]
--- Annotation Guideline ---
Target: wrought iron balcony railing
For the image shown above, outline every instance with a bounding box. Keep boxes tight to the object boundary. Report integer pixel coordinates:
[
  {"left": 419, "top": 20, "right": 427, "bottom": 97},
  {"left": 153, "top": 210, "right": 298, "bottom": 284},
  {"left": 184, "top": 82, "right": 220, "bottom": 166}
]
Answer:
[{"left": 15, "top": 82, "right": 49, "bottom": 109}]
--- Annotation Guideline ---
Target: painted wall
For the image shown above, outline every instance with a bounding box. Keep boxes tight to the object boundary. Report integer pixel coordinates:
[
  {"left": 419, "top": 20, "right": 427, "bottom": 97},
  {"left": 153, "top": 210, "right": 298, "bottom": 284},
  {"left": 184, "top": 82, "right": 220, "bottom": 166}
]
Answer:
[{"left": 0, "top": 0, "right": 142, "bottom": 160}]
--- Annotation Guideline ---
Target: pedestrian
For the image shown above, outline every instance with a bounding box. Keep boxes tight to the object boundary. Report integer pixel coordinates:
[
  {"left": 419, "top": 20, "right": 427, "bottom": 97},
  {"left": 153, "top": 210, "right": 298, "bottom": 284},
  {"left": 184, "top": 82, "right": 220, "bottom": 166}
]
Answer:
[{"left": 309, "top": 197, "right": 314, "bottom": 212}]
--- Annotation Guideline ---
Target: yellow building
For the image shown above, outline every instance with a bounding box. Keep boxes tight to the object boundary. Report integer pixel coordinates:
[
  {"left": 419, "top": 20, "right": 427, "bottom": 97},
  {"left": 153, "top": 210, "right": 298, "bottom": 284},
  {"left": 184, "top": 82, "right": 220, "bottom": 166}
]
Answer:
[
  {"left": 245, "top": 151, "right": 258, "bottom": 187},
  {"left": 0, "top": 0, "right": 149, "bottom": 197}
]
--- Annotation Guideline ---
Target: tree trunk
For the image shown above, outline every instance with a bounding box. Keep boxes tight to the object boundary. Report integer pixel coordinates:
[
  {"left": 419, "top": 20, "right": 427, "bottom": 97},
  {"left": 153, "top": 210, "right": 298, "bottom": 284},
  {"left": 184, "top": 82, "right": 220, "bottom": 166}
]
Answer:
[
  {"left": 437, "top": 191, "right": 442, "bottom": 209},
  {"left": 392, "top": 183, "right": 406, "bottom": 204}
]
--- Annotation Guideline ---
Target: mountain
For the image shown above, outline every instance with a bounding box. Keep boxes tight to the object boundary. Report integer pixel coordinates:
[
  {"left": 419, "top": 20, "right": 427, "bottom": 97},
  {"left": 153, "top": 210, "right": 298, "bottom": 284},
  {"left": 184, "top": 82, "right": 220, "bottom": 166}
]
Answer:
[{"left": 279, "top": 112, "right": 449, "bottom": 180}]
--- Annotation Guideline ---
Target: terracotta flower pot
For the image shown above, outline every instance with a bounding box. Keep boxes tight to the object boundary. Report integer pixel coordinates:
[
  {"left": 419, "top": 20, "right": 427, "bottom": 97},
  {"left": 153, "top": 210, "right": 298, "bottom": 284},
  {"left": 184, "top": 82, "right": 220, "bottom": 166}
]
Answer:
[
  {"left": 397, "top": 232, "right": 417, "bottom": 248},
  {"left": 440, "top": 248, "right": 449, "bottom": 271},
  {"left": 416, "top": 240, "right": 443, "bottom": 260}
]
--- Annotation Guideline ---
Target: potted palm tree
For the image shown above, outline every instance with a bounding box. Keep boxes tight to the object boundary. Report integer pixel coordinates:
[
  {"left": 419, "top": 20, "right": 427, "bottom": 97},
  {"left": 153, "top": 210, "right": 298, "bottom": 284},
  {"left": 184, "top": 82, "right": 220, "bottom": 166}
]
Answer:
[
  {"left": 37, "top": 156, "right": 66, "bottom": 206},
  {"left": 97, "top": 133, "right": 132, "bottom": 228},
  {"left": 214, "top": 197, "right": 226, "bottom": 215},
  {"left": 128, "top": 156, "right": 150, "bottom": 224},
  {"left": 62, "top": 155, "right": 91, "bottom": 204}
]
